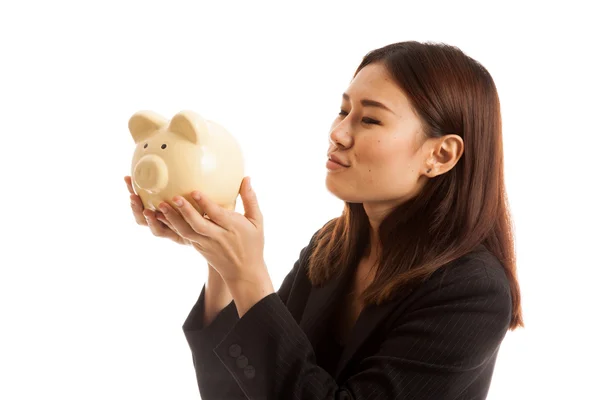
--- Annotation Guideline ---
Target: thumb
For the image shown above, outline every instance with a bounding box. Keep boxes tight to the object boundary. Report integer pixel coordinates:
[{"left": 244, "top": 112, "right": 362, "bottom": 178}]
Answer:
[{"left": 241, "top": 177, "right": 262, "bottom": 224}]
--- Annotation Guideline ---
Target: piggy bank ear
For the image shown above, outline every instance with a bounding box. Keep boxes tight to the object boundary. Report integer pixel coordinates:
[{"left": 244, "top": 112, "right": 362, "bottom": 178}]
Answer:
[
  {"left": 168, "top": 110, "right": 209, "bottom": 144},
  {"left": 129, "top": 111, "right": 168, "bottom": 144}
]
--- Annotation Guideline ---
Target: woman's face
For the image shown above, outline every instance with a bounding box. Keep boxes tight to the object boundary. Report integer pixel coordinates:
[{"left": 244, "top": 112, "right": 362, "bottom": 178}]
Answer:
[{"left": 325, "top": 62, "right": 434, "bottom": 209}]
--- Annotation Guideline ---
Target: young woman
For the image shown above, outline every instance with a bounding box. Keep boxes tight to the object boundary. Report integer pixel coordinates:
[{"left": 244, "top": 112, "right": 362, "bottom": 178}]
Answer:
[{"left": 125, "top": 40, "right": 523, "bottom": 400}]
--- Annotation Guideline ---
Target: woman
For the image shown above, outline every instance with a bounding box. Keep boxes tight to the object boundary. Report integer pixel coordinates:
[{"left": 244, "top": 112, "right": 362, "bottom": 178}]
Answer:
[{"left": 125, "top": 40, "right": 523, "bottom": 399}]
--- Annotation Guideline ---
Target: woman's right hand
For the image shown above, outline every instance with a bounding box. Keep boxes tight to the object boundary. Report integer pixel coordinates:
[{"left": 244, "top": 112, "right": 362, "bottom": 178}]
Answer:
[
  {"left": 125, "top": 176, "right": 192, "bottom": 247},
  {"left": 126, "top": 176, "right": 232, "bottom": 313}
]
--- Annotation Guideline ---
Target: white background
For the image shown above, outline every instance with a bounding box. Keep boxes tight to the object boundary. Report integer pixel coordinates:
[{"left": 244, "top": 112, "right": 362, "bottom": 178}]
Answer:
[{"left": 1, "top": 0, "right": 598, "bottom": 399}]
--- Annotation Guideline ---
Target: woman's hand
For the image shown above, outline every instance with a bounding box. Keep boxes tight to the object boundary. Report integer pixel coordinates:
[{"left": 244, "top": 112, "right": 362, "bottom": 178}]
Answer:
[
  {"left": 125, "top": 176, "right": 191, "bottom": 247},
  {"left": 158, "top": 177, "right": 268, "bottom": 285}
]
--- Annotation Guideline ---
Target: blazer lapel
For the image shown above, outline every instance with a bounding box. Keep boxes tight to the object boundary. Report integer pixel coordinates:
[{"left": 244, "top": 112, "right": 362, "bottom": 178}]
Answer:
[
  {"left": 298, "top": 264, "right": 353, "bottom": 349},
  {"left": 332, "top": 244, "right": 489, "bottom": 379},
  {"left": 333, "top": 296, "right": 404, "bottom": 380},
  {"left": 298, "top": 244, "right": 489, "bottom": 380},
  {"left": 298, "top": 263, "right": 410, "bottom": 381}
]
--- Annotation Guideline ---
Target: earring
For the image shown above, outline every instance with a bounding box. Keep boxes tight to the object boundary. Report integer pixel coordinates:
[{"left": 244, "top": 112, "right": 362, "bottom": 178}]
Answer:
[{"left": 426, "top": 159, "right": 434, "bottom": 174}]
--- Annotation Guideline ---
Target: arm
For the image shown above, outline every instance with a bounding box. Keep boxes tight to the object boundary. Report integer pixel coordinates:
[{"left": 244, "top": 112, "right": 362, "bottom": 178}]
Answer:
[
  {"left": 182, "top": 232, "right": 317, "bottom": 399},
  {"left": 211, "top": 260, "right": 512, "bottom": 399},
  {"left": 203, "top": 265, "right": 234, "bottom": 327},
  {"left": 182, "top": 235, "right": 313, "bottom": 332}
]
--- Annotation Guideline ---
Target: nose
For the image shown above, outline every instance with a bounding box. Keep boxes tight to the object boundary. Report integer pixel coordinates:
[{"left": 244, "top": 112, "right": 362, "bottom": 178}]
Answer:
[
  {"left": 329, "top": 120, "right": 353, "bottom": 149},
  {"left": 133, "top": 154, "right": 169, "bottom": 192}
]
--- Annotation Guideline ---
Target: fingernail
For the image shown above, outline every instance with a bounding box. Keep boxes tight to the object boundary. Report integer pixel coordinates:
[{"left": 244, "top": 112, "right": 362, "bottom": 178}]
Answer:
[
  {"left": 174, "top": 197, "right": 183, "bottom": 207},
  {"left": 158, "top": 203, "right": 168, "bottom": 213}
]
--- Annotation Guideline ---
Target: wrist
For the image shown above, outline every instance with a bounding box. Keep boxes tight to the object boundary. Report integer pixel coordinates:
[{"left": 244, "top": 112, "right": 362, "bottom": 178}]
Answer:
[
  {"left": 207, "top": 265, "right": 227, "bottom": 284},
  {"left": 207, "top": 264, "right": 232, "bottom": 293},
  {"left": 226, "top": 270, "right": 275, "bottom": 318}
]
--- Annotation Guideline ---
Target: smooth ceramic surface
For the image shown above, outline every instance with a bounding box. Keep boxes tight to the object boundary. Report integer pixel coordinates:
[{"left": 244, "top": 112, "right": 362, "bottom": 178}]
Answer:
[{"left": 129, "top": 110, "right": 245, "bottom": 215}]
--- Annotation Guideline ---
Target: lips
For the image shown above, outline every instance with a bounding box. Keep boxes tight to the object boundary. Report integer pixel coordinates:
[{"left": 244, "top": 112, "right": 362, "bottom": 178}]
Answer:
[{"left": 328, "top": 153, "right": 349, "bottom": 167}]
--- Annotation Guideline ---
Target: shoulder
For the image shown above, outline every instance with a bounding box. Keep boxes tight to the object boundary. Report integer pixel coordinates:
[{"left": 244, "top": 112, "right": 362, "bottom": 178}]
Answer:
[
  {"left": 405, "top": 245, "right": 512, "bottom": 321},
  {"left": 383, "top": 245, "right": 513, "bottom": 376},
  {"left": 435, "top": 244, "right": 510, "bottom": 290}
]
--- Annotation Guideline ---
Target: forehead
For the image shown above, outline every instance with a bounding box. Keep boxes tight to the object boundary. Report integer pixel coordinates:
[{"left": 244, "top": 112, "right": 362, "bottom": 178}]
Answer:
[{"left": 345, "top": 63, "right": 410, "bottom": 111}]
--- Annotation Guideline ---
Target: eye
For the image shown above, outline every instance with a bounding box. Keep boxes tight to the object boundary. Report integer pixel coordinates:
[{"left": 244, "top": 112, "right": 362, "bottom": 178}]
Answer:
[
  {"left": 161, "top": 144, "right": 167, "bottom": 149},
  {"left": 362, "top": 117, "right": 381, "bottom": 125},
  {"left": 143, "top": 143, "right": 148, "bottom": 148},
  {"left": 338, "top": 110, "right": 381, "bottom": 125}
]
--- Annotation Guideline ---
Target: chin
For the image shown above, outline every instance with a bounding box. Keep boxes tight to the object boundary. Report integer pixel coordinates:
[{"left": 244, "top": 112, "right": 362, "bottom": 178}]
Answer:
[{"left": 325, "top": 177, "right": 360, "bottom": 203}]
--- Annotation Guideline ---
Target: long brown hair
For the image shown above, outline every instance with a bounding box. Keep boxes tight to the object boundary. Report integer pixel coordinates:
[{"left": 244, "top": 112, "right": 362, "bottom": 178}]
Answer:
[{"left": 307, "top": 41, "right": 523, "bottom": 330}]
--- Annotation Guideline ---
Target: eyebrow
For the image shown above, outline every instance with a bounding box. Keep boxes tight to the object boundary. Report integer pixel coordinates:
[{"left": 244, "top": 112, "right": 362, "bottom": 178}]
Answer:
[{"left": 342, "top": 93, "right": 395, "bottom": 115}]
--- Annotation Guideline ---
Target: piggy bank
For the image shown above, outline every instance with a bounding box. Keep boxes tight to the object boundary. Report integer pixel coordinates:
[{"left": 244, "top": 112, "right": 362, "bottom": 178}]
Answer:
[{"left": 128, "top": 110, "right": 245, "bottom": 214}]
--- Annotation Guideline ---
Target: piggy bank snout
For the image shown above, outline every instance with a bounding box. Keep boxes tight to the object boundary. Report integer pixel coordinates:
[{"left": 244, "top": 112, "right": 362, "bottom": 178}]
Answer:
[{"left": 133, "top": 155, "right": 169, "bottom": 192}]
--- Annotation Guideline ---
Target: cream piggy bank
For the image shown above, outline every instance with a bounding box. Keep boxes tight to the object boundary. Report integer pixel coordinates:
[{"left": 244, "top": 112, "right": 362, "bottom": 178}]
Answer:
[{"left": 129, "top": 110, "right": 245, "bottom": 214}]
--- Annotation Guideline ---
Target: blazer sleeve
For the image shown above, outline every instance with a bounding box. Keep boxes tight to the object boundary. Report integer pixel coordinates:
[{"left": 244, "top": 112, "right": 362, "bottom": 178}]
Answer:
[
  {"left": 182, "top": 231, "right": 317, "bottom": 399},
  {"left": 209, "top": 259, "right": 512, "bottom": 400}
]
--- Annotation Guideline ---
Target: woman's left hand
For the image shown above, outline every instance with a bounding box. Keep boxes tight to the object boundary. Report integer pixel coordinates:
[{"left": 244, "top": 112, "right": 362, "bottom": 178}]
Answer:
[{"left": 158, "top": 177, "right": 268, "bottom": 285}]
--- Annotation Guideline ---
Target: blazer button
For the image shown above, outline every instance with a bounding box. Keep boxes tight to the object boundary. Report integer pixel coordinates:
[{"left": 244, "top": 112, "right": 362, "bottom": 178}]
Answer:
[
  {"left": 236, "top": 355, "right": 248, "bottom": 368},
  {"left": 244, "top": 365, "right": 255, "bottom": 379},
  {"left": 229, "top": 344, "right": 242, "bottom": 358}
]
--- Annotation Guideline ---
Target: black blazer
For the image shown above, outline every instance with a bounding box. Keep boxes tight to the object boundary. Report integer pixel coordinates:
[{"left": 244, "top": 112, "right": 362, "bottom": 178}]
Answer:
[{"left": 182, "top": 229, "right": 512, "bottom": 400}]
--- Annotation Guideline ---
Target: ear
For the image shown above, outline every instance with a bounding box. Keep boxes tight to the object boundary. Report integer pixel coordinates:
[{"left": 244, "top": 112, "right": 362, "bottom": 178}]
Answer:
[
  {"left": 167, "top": 110, "right": 209, "bottom": 144},
  {"left": 129, "top": 111, "right": 168, "bottom": 144},
  {"left": 427, "top": 134, "right": 464, "bottom": 176}
]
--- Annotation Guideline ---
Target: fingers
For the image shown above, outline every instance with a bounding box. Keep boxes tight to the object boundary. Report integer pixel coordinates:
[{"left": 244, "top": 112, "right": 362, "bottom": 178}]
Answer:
[
  {"left": 191, "top": 191, "right": 231, "bottom": 230},
  {"left": 130, "top": 194, "right": 148, "bottom": 226},
  {"left": 155, "top": 202, "right": 189, "bottom": 237},
  {"left": 124, "top": 176, "right": 135, "bottom": 195},
  {"left": 239, "top": 177, "right": 262, "bottom": 226},
  {"left": 144, "top": 209, "right": 182, "bottom": 242},
  {"left": 155, "top": 211, "right": 182, "bottom": 236},
  {"left": 126, "top": 175, "right": 189, "bottom": 245},
  {"left": 125, "top": 175, "right": 221, "bottom": 242},
  {"left": 161, "top": 196, "right": 221, "bottom": 239},
  {"left": 125, "top": 176, "right": 148, "bottom": 226},
  {"left": 155, "top": 212, "right": 174, "bottom": 230}
]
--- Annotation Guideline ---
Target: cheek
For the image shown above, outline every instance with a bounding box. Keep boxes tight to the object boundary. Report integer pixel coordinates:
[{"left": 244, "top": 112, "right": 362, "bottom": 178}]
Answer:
[
  {"left": 357, "top": 137, "right": 410, "bottom": 171},
  {"left": 356, "top": 137, "right": 382, "bottom": 164}
]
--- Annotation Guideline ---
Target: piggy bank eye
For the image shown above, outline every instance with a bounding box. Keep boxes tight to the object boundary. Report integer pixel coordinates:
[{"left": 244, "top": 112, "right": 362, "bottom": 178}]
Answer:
[
  {"left": 161, "top": 144, "right": 167, "bottom": 149},
  {"left": 143, "top": 143, "right": 148, "bottom": 149}
]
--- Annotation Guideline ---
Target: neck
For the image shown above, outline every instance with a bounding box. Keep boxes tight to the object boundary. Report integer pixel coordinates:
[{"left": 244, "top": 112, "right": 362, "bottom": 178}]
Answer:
[
  {"left": 366, "top": 228, "right": 381, "bottom": 261},
  {"left": 363, "top": 204, "right": 387, "bottom": 260}
]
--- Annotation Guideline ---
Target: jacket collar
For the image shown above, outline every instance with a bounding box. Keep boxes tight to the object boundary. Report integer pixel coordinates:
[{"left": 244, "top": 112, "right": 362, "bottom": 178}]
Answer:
[
  {"left": 298, "top": 260, "right": 409, "bottom": 380},
  {"left": 298, "top": 243, "right": 487, "bottom": 380}
]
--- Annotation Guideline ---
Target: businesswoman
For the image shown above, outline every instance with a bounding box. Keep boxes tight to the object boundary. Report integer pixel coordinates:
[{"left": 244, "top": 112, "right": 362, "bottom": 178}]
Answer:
[{"left": 125, "top": 40, "right": 523, "bottom": 399}]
